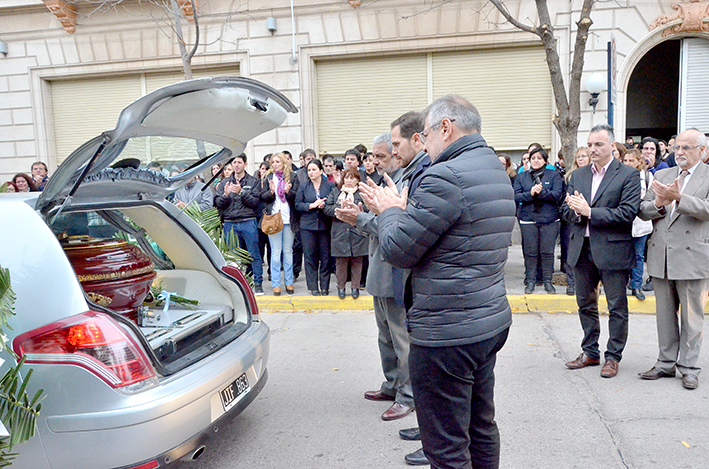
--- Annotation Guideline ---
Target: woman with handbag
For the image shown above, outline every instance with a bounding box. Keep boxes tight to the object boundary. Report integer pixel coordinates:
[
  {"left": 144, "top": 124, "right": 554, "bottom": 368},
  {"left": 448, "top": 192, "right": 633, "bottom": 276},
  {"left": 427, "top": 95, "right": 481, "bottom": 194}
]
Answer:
[
  {"left": 296, "top": 159, "right": 335, "bottom": 296},
  {"left": 324, "top": 168, "right": 368, "bottom": 299},
  {"left": 261, "top": 153, "right": 299, "bottom": 296}
]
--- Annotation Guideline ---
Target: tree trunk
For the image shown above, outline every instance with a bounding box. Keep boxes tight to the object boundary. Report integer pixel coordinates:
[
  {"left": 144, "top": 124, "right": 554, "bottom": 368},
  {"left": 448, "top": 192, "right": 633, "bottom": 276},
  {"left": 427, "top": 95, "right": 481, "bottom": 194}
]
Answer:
[{"left": 489, "top": 0, "right": 596, "bottom": 169}]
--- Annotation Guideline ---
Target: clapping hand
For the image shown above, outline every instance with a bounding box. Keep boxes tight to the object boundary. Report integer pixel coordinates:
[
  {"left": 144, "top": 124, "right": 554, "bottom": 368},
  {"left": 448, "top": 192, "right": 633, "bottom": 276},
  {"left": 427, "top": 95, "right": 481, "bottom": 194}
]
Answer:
[
  {"left": 565, "top": 191, "right": 590, "bottom": 217},
  {"left": 358, "top": 173, "right": 408, "bottom": 215},
  {"left": 651, "top": 179, "right": 681, "bottom": 206},
  {"left": 336, "top": 199, "right": 362, "bottom": 226},
  {"left": 530, "top": 183, "right": 542, "bottom": 196},
  {"left": 310, "top": 197, "right": 326, "bottom": 210}
]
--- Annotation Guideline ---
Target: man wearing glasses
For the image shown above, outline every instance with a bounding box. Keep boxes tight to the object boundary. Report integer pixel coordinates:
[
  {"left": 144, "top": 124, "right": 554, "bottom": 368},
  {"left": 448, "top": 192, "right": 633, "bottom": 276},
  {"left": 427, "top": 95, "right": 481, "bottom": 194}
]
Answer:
[
  {"left": 638, "top": 129, "right": 709, "bottom": 390},
  {"left": 361, "top": 95, "right": 515, "bottom": 468}
]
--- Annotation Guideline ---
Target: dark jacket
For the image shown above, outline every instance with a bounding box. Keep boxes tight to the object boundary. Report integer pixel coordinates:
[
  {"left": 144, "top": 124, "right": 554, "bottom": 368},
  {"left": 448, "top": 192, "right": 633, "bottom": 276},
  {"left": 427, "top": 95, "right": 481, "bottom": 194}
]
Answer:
[
  {"left": 377, "top": 133, "right": 516, "bottom": 347},
  {"left": 514, "top": 168, "right": 564, "bottom": 224},
  {"left": 324, "top": 187, "right": 368, "bottom": 257},
  {"left": 296, "top": 178, "right": 335, "bottom": 231},
  {"left": 214, "top": 172, "right": 261, "bottom": 223},
  {"left": 561, "top": 158, "right": 640, "bottom": 270},
  {"left": 260, "top": 172, "right": 300, "bottom": 232}
]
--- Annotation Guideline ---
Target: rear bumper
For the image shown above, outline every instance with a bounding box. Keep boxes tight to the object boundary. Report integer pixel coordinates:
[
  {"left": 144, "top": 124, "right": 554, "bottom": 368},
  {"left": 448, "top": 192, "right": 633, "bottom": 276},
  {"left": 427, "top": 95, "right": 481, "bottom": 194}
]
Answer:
[{"left": 116, "top": 369, "right": 268, "bottom": 468}]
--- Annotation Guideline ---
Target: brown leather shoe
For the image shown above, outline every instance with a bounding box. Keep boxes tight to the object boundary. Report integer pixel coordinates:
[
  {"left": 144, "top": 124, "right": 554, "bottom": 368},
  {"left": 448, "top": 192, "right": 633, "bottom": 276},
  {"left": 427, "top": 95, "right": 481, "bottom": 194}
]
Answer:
[
  {"left": 682, "top": 373, "right": 699, "bottom": 390},
  {"left": 364, "top": 390, "right": 395, "bottom": 401},
  {"left": 601, "top": 359, "right": 619, "bottom": 378},
  {"left": 382, "top": 402, "right": 414, "bottom": 421},
  {"left": 272, "top": 287, "right": 281, "bottom": 296},
  {"left": 285, "top": 285, "right": 294, "bottom": 295},
  {"left": 565, "top": 353, "right": 600, "bottom": 369},
  {"left": 638, "top": 367, "right": 675, "bottom": 380}
]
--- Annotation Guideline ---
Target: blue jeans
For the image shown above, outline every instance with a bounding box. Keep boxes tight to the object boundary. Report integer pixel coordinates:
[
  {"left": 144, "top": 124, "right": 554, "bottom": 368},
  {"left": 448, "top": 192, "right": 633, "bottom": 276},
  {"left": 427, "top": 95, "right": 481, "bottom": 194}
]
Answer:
[
  {"left": 268, "top": 226, "right": 295, "bottom": 288},
  {"left": 630, "top": 235, "right": 648, "bottom": 289},
  {"left": 224, "top": 219, "right": 263, "bottom": 285}
]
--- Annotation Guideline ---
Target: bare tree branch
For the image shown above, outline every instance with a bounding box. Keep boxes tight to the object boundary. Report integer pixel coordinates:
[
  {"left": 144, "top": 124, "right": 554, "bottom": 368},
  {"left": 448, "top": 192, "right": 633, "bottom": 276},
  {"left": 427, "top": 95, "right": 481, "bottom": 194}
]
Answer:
[{"left": 489, "top": 0, "right": 538, "bottom": 35}]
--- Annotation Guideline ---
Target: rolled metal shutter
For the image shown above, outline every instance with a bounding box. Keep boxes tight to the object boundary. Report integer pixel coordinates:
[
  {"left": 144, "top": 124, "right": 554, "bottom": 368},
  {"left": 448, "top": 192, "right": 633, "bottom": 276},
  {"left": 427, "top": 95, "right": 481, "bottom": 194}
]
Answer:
[
  {"left": 432, "top": 47, "right": 552, "bottom": 151},
  {"left": 679, "top": 38, "right": 709, "bottom": 132},
  {"left": 50, "top": 75, "right": 142, "bottom": 164},
  {"left": 315, "top": 55, "right": 428, "bottom": 155}
]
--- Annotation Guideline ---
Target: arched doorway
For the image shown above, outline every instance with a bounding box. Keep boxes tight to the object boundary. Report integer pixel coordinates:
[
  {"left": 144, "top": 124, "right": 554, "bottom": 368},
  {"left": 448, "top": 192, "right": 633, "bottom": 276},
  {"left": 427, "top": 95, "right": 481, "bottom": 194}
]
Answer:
[{"left": 625, "top": 37, "right": 709, "bottom": 142}]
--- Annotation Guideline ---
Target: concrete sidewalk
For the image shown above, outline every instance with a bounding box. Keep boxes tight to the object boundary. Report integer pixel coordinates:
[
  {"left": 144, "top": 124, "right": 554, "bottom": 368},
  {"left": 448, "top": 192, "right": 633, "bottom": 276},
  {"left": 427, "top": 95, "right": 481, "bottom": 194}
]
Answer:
[{"left": 256, "top": 244, "right": 660, "bottom": 314}]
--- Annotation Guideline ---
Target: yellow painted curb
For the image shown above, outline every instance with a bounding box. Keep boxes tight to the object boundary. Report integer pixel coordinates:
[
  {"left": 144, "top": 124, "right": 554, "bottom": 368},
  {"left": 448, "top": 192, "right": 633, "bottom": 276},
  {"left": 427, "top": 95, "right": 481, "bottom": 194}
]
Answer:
[{"left": 256, "top": 294, "right": 659, "bottom": 314}]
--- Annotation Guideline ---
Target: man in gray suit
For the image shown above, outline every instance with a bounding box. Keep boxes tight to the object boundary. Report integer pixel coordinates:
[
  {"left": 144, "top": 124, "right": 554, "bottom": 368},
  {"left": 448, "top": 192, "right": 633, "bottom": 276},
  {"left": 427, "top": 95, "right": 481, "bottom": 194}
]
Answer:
[
  {"left": 638, "top": 129, "right": 709, "bottom": 390},
  {"left": 335, "top": 132, "right": 415, "bottom": 421}
]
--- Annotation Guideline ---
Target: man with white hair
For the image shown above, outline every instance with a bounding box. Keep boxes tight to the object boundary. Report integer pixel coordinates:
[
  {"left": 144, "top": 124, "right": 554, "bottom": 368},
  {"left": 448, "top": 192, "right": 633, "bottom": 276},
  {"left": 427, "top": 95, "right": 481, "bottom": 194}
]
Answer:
[
  {"left": 336, "top": 132, "right": 415, "bottom": 422},
  {"left": 362, "top": 95, "right": 515, "bottom": 468},
  {"left": 638, "top": 128, "right": 709, "bottom": 390}
]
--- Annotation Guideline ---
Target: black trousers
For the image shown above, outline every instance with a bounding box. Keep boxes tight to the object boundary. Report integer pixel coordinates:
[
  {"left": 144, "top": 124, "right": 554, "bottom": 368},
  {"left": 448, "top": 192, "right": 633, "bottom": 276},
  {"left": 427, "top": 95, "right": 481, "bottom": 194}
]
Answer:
[
  {"left": 301, "top": 229, "right": 331, "bottom": 292},
  {"left": 573, "top": 238, "right": 630, "bottom": 362},
  {"left": 292, "top": 229, "right": 303, "bottom": 278},
  {"left": 520, "top": 221, "right": 558, "bottom": 285},
  {"left": 410, "top": 329, "right": 509, "bottom": 469}
]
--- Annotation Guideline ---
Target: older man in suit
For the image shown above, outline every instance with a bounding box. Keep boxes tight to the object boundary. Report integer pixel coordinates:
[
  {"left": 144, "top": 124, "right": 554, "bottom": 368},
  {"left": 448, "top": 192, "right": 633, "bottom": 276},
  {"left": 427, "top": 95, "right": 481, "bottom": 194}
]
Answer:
[
  {"left": 637, "top": 129, "right": 709, "bottom": 390},
  {"left": 562, "top": 124, "right": 641, "bottom": 378}
]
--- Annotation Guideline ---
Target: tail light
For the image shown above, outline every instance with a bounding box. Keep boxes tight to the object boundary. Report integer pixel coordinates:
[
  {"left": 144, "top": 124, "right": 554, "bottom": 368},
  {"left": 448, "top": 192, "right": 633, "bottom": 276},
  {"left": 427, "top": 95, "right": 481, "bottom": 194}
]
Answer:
[
  {"left": 222, "top": 265, "right": 260, "bottom": 319},
  {"left": 13, "top": 311, "right": 157, "bottom": 391}
]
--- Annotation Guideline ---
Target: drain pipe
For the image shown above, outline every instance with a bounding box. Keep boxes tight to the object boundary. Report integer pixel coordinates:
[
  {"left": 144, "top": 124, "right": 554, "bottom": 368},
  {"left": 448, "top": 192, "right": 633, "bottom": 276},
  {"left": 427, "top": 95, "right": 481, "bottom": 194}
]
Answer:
[{"left": 289, "top": 0, "right": 297, "bottom": 65}]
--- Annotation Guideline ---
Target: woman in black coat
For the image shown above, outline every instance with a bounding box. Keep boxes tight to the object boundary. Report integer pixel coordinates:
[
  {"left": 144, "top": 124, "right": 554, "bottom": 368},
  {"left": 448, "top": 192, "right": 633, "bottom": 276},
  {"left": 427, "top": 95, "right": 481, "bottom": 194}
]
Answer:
[
  {"left": 514, "top": 147, "right": 564, "bottom": 294},
  {"left": 296, "top": 159, "right": 335, "bottom": 295},
  {"left": 324, "top": 168, "right": 369, "bottom": 299}
]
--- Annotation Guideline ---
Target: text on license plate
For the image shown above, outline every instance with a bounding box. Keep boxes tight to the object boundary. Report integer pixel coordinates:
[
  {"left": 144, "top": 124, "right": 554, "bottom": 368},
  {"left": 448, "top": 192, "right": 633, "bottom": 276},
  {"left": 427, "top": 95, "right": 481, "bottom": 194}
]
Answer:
[{"left": 220, "top": 373, "right": 249, "bottom": 412}]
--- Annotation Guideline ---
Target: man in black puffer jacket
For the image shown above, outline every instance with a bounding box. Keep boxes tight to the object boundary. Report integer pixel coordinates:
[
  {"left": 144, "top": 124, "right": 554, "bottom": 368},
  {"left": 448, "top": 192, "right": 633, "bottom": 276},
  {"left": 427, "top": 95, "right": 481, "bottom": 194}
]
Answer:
[{"left": 362, "top": 95, "right": 515, "bottom": 469}]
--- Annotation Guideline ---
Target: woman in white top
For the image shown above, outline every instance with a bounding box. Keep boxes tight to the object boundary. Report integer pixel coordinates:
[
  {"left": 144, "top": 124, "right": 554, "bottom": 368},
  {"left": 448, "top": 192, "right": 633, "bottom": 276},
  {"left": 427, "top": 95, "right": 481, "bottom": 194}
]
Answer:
[
  {"left": 622, "top": 148, "right": 653, "bottom": 300},
  {"left": 260, "top": 153, "right": 300, "bottom": 296}
]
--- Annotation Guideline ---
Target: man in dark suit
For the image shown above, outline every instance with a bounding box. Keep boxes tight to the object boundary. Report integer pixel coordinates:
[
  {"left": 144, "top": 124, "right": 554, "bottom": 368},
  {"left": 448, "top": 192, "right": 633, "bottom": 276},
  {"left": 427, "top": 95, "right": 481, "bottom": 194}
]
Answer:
[{"left": 562, "top": 124, "right": 641, "bottom": 378}]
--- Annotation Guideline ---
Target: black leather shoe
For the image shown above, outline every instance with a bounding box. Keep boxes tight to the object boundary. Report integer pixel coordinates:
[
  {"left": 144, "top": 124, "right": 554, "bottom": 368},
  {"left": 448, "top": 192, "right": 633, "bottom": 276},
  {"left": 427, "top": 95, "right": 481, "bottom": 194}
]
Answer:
[
  {"left": 399, "top": 427, "right": 421, "bottom": 441},
  {"left": 404, "top": 448, "right": 429, "bottom": 466},
  {"left": 322, "top": 290, "right": 329, "bottom": 296},
  {"left": 311, "top": 290, "right": 320, "bottom": 296},
  {"left": 642, "top": 278, "right": 654, "bottom": 291},
  {"left": 524, "top": 282, "right": 534, "bottom": 294},
  {"left": 566, "top": 285, "right": 575, "bottom": 296},
  {"left": 682, "top": 373, "right": 699, "bottom": 390},
  {"left": 338, "top": 289, "right": 346, "bottom": 299},
  {"left": 632, "top": 288, "right": 646, "bottom": 300},
  {"left": 638, "top": 367, "right": 675, "bottom": 380},
  {"left": 351, "top": 288, "right": 359, "bottom": 299},
  {"left": 544, "top": 282, "right": 556, "bottom": 294}
]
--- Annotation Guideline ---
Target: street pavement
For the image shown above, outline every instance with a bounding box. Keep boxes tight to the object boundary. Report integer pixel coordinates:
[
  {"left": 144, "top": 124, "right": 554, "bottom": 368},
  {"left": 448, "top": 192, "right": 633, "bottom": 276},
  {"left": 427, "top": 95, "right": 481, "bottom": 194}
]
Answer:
[{"left": 171, "top": 310, "right": 709, "bottom": 469}]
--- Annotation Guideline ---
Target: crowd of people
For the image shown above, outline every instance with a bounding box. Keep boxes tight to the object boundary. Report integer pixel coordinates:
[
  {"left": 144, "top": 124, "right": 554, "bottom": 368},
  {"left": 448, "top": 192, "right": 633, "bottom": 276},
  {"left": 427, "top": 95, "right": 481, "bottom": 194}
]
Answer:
[
  {"left": 506, "top": 133, "right": 685, "bottom": 303},
  {"left": 5, "top": 105, "right": 709, "bottom": 469}
]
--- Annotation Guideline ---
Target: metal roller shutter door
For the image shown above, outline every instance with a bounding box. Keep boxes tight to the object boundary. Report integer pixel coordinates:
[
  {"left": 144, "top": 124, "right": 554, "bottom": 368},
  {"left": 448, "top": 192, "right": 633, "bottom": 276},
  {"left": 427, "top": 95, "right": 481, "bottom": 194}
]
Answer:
[
  {"left": 50, "top": 75, "right": 142, "bottom": 164},
  {"left": 50, "top": 66, "right": 240, "bottom": 165},
  {"left": 315, "top": 55, "right": 428, "bottom": 155},
  {"left": 679, "top": 38, "right": 709, "bottom": 132},
  {"left": 432, "top": 47, "right": 552, "bottom": 151}
]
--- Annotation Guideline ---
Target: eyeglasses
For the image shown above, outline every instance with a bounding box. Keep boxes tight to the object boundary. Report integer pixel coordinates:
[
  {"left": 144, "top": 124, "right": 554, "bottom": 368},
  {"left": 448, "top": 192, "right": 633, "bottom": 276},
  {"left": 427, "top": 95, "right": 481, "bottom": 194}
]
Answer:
[
  {"left": 420, "top": 119, "right": 456, "bottom": 143},
  {"left": 672, "top": 144, "right": 702, "bottom": 152}
]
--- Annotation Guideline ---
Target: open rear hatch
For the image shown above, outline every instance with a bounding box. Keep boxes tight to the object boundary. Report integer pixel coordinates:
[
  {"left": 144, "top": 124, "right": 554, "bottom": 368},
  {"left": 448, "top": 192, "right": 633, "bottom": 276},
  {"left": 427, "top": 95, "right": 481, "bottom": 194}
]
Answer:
[{"left": 39, "top": 77, "right": 296, "bottom": 373}]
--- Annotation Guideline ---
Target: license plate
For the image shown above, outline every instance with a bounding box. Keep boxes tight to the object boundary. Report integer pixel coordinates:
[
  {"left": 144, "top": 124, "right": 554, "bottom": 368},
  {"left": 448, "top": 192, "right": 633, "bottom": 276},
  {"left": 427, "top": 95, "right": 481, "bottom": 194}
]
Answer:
[{"left": 219, "top": 373, "right": 249, "bottom": 412}]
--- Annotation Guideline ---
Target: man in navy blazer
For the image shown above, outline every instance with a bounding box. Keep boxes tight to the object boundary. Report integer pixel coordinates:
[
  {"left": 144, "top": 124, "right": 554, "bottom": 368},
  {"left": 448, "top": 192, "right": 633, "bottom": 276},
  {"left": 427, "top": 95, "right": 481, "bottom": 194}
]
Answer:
[{"left": 562, "top": 124, "right": 641, "bottom": 378}]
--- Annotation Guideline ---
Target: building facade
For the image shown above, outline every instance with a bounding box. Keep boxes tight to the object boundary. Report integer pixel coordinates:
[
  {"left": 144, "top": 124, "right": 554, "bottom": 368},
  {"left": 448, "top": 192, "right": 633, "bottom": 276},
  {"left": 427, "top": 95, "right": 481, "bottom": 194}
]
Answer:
[{"left": 0, "top": 0, "right": 708, "bottom": 180}]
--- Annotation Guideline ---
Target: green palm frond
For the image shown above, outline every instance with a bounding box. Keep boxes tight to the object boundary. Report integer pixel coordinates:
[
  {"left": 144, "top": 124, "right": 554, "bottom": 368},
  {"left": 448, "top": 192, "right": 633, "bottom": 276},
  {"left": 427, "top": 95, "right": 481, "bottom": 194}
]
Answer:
[
  {"left": 0, "top": 266, "right": 44, "bottom": 465},
  {"left": 0, "top": 358, "right": 43, "bottom": 450},
  {"left": 0, "top": 269, "right": 16, "bottom": 345},
  {"left": 182, "top": 204, "right": 254, "bottom": 285}
]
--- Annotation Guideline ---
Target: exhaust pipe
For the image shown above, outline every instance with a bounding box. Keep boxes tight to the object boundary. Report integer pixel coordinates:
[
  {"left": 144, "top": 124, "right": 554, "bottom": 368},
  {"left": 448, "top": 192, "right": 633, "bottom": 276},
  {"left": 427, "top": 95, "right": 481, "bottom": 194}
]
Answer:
[{"left": 191, "top": 445, "right": 206, "bottom": 460}]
